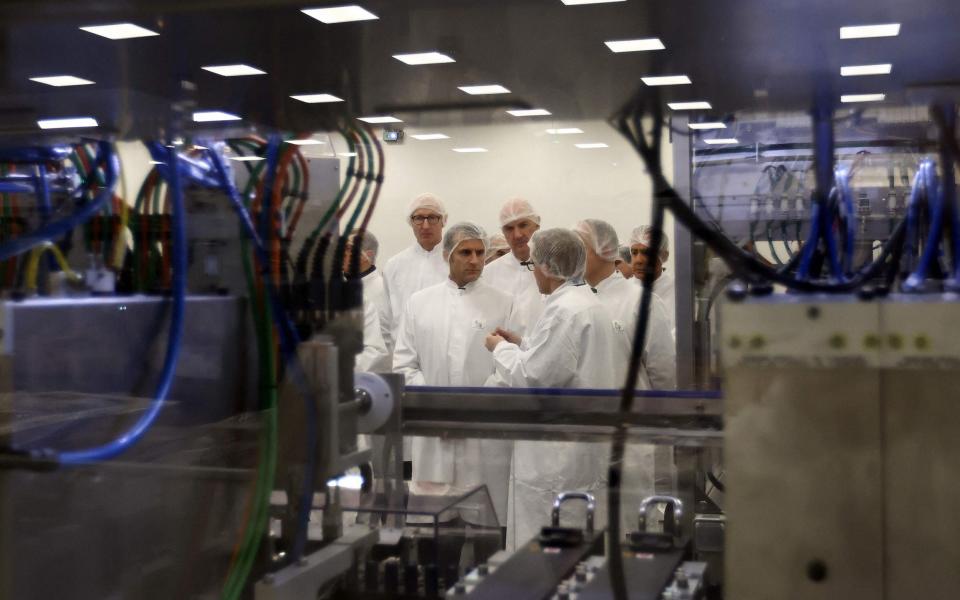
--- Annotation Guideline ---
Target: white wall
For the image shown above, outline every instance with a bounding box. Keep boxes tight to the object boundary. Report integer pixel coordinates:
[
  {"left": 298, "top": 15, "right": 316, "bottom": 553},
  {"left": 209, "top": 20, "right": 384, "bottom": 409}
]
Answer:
[{"left": 301, "top": 118, "right": 675, "bottom": 270}]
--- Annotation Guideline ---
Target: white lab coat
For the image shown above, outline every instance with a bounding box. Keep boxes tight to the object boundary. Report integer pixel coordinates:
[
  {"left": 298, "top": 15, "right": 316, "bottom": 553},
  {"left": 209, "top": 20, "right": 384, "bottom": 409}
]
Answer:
[
  {"left": 489, "top": 282, "right": 629, "bottom": 548},
  {"left": 482, "top": 252, "right": 545, "bottom": 338},
  {"left": 382, "top": 243, "right": 448, "bottom": 340},
  {"left": 637, "top": 270, "right": 676, "bottom": 336},
  {"left": 594, "top": 270, "right": 677, "bottom": 390},
  {"left": 393, "top": 278, "right": 515, "bottom": 523},
  {"left": 355, "top": 292, "right": 390, "bottom": 373}
]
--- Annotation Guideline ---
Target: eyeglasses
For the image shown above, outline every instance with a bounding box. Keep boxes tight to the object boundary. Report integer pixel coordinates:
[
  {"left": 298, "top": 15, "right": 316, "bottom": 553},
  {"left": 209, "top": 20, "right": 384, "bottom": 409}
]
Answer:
[
  {"left": 411, "top": 215, "right": 442, "bottom": 225},
  {"left": 521, "top": 260, "right": 536, "bottom": 271}
]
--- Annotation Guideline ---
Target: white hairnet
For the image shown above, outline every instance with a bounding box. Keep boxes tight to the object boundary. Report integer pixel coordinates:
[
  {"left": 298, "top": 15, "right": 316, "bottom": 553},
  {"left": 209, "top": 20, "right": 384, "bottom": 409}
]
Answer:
[
  {"left": 487, "top": 233, "right": 510, "bottom": 252},
  {"left": 574, "top": 219, "right": 620, "bottom": 262},
  {"left": 498, "top": 197, "right": 541, "bottom": 227},
  {"left": 442, "top": 222, "right": 488, "bottom": 261},
  {"left": 407, "top": 193, "right": 448, "bottom": 225},
  {"left": 629, "top": 225, "right": 670, "bottom": 260},
  {"left": 618, "top": 245, "right": 632, "bottom": 263},
  {"left": 530, "top": 228, "right": 585, "bottom": 281},
  {"left": 348, "top": 229, "right": 379, "bottom": 263}
]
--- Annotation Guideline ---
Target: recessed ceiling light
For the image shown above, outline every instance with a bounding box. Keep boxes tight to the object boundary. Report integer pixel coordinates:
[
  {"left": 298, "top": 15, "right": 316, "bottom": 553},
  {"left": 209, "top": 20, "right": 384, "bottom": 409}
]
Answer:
[
  {"left": 80, "top": 23, "right": 159, "bottom": 40},
  {"left": 149, "top": 160, "right": 165, "bottom": 165},
  {"left": 703, "top": 138, "right": 739, "bottom": 145},
  {"left": 452, "top": 147, "right": 488, "bottom": 153},
  {"left": 393, "top": 52, "right": 455, "bottom": 65},
  {"left": 30, "top": 75, "right": 95, "bottom": 87},
  {"left": 301, "top": 5, "right": 379, "bottom": 24},
  {"left": 668, "top": 101, "right": 712, "bottom": 110},
  {"left": 840, "top": 64, "right": 892, "bottom": 76},
  {"left": 201, "top": 64, "right": 266, "bottom": 77},
  {"left": 546, "top": 128, "right": 584, "bottom": 135},
  {"left": 841, "top": 93, "right": 885, "bottom": 103},
  {"left": 357, "top": 115, "right": 402, "bottom": 124},
  {"left": 37, "top": 117, "right": 98, "bottom": 129},
  {"left": 642, "top": 75, "right": 691, "bottom": 86},
  {"left": 193, "top": 110, "right": 241, "bottom": 122},
  {"left": 561, "top": 0, "right": 626, "bottom": 4},
  {"left": 507, "top": 108, "right": 552, "bottom": 117},
  {"left": 575, "top": 143, "right": 609, "bottom": 149},
  {"left": 290, "top": 93, "right": 343, "bottom": 103},
  {"left": 286, "top": 139, "right": 326, "bottom": 145},
  {"left": 339, "top": 152, "right": 357, "bottom": 157},
  {"left": 229, "top": 156, "right": 265, "bottom": 162},
  {"left": 840, "top": 23, "right": 900, "bottom": 39},
  {"left": 689, "top": 122, "right": 727, "bottom": 130},
  {"left": 411, "top": 133, "right": 450, "bottom": 140},
  {"left": 458, "top": 84, "right": 510, "bottom": 95},
  {"left": 605, "top": 38, "right": 666, "bottom": 53}
]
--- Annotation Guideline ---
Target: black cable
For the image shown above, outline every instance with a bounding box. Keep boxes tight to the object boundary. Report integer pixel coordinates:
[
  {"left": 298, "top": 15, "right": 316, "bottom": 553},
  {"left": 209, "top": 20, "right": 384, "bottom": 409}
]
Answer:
[{"left": 707, "top": 469, "right": 726, "bottom": 493}]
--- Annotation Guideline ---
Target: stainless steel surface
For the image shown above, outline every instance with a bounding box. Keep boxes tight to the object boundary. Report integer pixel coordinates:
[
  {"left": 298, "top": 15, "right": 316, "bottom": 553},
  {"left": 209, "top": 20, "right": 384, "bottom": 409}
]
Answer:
[
  {"left": 672, "top": 114, "right": 696, "bottom": 391},
  {"left": 0, "top": 295, "right": 254, "bottom": 422},
  {"left": 254, "top": 525, "right": 378, "bottom": 600},
  {"left": 551, "top": 491, "right": 596, "bottom": 535},
  {"left": 638, "top": 495, "right": 683, "bottom": 539}
]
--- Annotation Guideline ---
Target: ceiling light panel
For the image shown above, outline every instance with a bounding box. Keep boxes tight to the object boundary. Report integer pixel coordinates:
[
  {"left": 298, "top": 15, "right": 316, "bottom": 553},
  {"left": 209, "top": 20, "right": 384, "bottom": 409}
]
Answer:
[
  {"left": 230, "top": 156, "right": 265, "bottom": 162},
  {"left": 30, "top": 75, "right": 94, "bottom": 87},
  {"left": 286, "top": 139, "right": 326, "bottom": 145},
  {"left": 840, "top": 23, "right": 901, "bottom": 39},
  {"left": 575, "top": 143, "right": 609, "bottom": 149},
  {"left": 411, "top": 133, "right": 450, "bottom": 140},
  {"left": 357, "top": 115, "right": 402, "bottom": 123},
  {"left": 37, "top": 117, "right": 98, "bottom": 129},
  {"left": 301, "top": 5, "right": 379, "bottom": 24},
  {"left": 201, "top": 64, "right": 266, "bottom": 76},
  {"left": 840, "top": 64, "right": 892, "bottom": 76},
  {"left": 290, "top": 93, "right": 343, "bottom": 103},
  {"left": 507, "top": 109, "right": 552, "bottom": 117},
  {"left": 841, "top": 93, "right": 886, "bottom": 103},
  {"left": 393, "top": 52, "right": 455, "bottom": 65},
  {"left": 458, "top": 84, "right": 510, "bottom": 95},
  {"left": 546, "top": 128, "right": 584, "bottom": 135},
  {"left": 452, "top": 147, "right": 488, "bottom": 153},
  {"left": 668, "top": 101, "right": 712, "bottom": 110},
  {"left": 193, "top": 110, "right": 241, "bottom": 122},
  {"left": 703, "top": 138, "right": 739, "bottom": 145},
  {"left": 80, "top": 23, "right": 159, "bottom": 39},
  {"left": 642, "top": 75, "right": 691, "bottom": 86},
  {"left": 605, "top": 38, "right": 665, "bottom": 53},
  {"left": 688, "top": 122, "right": 727, "bottom": 130}
]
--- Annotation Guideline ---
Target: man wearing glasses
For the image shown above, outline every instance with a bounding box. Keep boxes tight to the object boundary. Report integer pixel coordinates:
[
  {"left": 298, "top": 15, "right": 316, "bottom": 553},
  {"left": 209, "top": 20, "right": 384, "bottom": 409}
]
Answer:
[
  {"left": 382, "top": 193, "right": 450, "bottom": 339},
  {"left": 482, "top": 198, "right": 546, "bottom": 337}
]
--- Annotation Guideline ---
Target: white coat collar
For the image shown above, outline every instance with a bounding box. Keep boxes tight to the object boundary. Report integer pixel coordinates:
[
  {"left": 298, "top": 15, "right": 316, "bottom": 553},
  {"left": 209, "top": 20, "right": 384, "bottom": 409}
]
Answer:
[
  {"left": 413, "top": 242, "right": 442, "bottom": 257},
  {"left": 594, "top": 269, "right": 624, "bottom": 293},
  {"left": 445, "top": 277, "right": 479, "bottom": 293}
]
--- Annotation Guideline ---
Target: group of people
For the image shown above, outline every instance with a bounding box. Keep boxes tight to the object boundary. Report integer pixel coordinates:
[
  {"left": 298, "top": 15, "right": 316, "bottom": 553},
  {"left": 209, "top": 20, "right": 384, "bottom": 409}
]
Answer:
[{"left": 342, "top": 192, "right": 678, "bottom": 546}]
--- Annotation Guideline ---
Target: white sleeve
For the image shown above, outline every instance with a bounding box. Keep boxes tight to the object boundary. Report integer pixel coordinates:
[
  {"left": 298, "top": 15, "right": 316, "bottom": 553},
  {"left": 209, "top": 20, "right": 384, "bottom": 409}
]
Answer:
[
  {"left": 391, "top": 300, "right": 426, "bottom": 385},
  {"left": 642, "top": 295, "right": 677, "bottom": 389},
  {"left": 491, "top": 320, "right": 577, "bottom": 387},
  {"left": 355, "top": 299, "right": 390, "bottom": 373}
]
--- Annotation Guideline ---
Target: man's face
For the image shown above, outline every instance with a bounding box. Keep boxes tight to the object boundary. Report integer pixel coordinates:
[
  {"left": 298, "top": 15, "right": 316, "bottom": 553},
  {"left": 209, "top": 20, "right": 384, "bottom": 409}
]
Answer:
[
  {"left": 532, "top": 262, "right": 556, "bottom": 295},
  {"left": 485, "top": 248, "right": 510, "bottom": 264},
  {"left": 502, "top": 218, "right": 539, "bottom": 259},
  {"left": 448, "top": 239, "right": 486, "bottom": 286},
  {"left": 411, "top": 209, "right": 444, "bottom": 250},
  {"left": 342, "top": 237, "right": 370, "bottom": 274},
  {"left": 631, "top": 243, "right": 664, "bottom": 280},
  {"left": 615, "top": 259, "right": 633, "bottom": 279}
]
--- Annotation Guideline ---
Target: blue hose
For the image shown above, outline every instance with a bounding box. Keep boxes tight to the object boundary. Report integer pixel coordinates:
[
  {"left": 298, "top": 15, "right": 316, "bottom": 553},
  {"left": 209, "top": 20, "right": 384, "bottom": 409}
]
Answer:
[
  {"left": 796, "top": 191, "right": 821, "bottom": 279},
  {"left": 60, "top": 143, "right": 186, "bottom": 464},
  {"left": 904, "top": 161, "right": 944, "bottom": 291},
  {"left": 834, "top": 168, "right": 856, "bottom": 275},
  {"left": 0, "top": 141, "right": 117, "bottom": 262},
  {"left": 207, "top": 145, "right": 318, "bottom": 561}
]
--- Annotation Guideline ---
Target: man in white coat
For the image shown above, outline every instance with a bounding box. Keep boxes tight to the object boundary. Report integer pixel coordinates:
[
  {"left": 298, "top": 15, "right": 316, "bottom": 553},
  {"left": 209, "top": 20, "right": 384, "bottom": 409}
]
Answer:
[
  {"left": 630, "top": 225, "right": 675, "bottom": 335},
  {"left": 575, "top": 219, "right": 676, "bottom": 389},
  {"left": 382, "top": 193, "right": 450, "bottom": 339},
  {"left": 482, "top": 198, "right": 545, "bottom": 337},
  {"left": 393, "top": 222, "right": 515, "bottom": 526},
  {"left": 484, "top": 228, "right": 625, "bottom": 548},
  {"left": 343, "top": 230, "right": 391, "bottom": 373}
]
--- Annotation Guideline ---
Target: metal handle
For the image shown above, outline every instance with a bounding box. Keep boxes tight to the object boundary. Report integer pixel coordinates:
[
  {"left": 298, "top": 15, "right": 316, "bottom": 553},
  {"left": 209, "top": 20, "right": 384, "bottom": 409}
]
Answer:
[
  {"left": 551, "top": 491, "right": 596, "bottom": 535},
  {"left": 638, "top": 495, "right": 684, "bottom": 539}
]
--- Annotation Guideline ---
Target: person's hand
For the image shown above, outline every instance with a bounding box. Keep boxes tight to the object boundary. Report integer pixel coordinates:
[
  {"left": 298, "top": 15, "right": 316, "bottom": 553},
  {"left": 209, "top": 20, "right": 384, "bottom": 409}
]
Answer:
[
  {"left": 494, "top": 327, "right": 521, "bottom": 345},
  {"left": 485, "top": 334, "right": 505, "bottom": 352}
]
